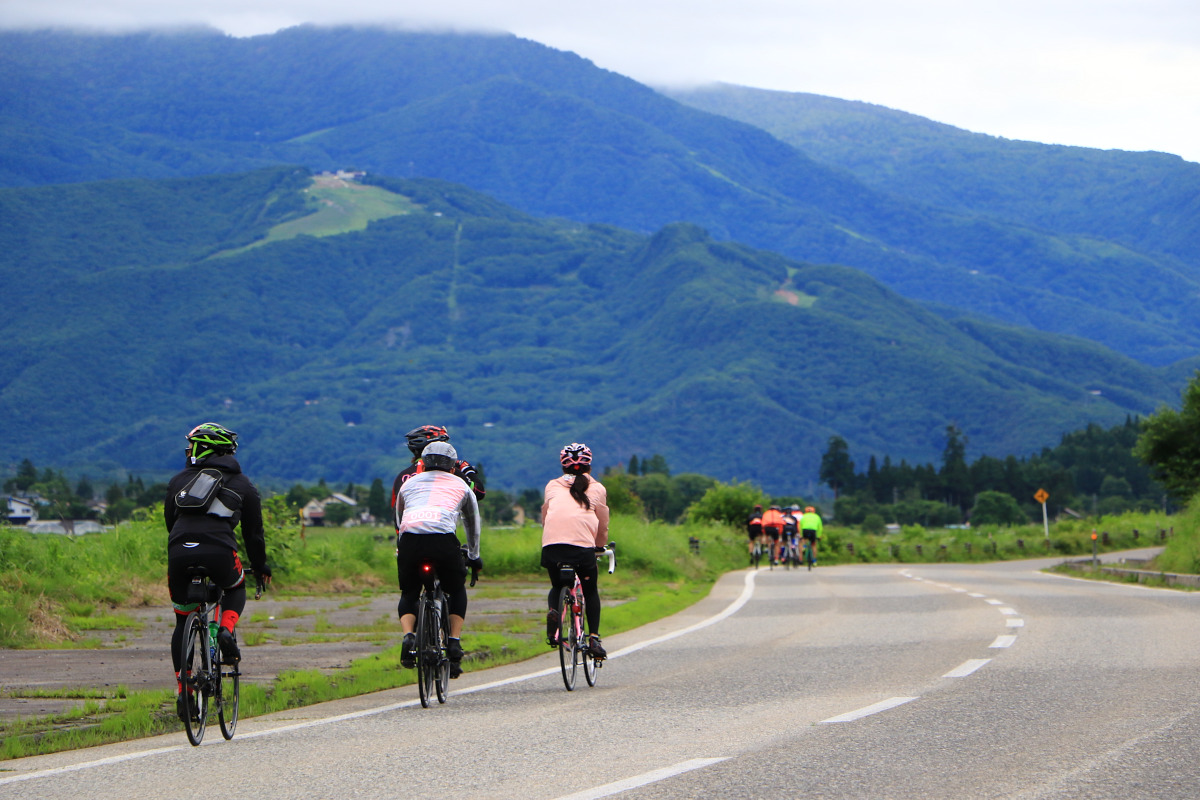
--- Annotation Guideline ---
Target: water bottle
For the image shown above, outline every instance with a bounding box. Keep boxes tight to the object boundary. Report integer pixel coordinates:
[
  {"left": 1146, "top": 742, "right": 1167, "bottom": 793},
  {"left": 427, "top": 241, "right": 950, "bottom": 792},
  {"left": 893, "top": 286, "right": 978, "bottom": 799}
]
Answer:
[{"left": 209, "top": 620, "right": 219, "bottom": 663}]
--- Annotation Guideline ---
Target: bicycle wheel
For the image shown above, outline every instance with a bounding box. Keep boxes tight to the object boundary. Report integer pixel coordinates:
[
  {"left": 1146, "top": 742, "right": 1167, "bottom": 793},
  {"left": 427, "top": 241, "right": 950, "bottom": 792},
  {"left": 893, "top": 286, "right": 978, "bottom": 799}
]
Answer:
[
  {"left": 434, "top": 594, "right": 450, "bottom": 704},
  {"left": 581, "top": 592, "right": 598, "bottom": 687},
  {"left": 557, "top": 586, "right": 577, "bottom": 691},
  {"left": 218, "top": 655, "right": 240, "bottom": 739},
  {"left": 179, "top": 612, "right": 209, "bottom": 746},
  {"left": 804, "top": 542, "right": 814, "bottom": 570},
  {"left": 416, "top": 594, "right": 435, "bottom": 708}
]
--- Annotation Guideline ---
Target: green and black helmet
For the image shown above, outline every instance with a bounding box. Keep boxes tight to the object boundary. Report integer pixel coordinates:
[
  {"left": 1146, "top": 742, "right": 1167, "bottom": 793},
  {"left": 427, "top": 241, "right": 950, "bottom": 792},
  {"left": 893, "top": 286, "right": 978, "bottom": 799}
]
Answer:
[{"left": 186, "top": 422, "right": 238, "bottom": 463}]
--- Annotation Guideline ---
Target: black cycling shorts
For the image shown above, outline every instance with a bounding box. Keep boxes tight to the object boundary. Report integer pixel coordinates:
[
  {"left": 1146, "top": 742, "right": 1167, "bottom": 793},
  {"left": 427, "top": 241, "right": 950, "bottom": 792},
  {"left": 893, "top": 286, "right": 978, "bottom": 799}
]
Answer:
[
  {"left": 802, "top": 530, "right": 818, "bottom": 544},
  {"left": 167, "top": 542, "right": 244, "bottom": 610}
]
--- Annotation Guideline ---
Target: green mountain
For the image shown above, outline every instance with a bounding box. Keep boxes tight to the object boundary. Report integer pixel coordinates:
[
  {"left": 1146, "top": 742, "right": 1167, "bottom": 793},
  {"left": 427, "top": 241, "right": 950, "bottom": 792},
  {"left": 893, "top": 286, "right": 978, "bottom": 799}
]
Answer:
[
  {"left": 1, "top": 27, "right": 1198, "bottom": 365},
  {"left": 665, "top": 83, "right": 1200, "bottom": 270},
  {"left": 0, "top": 168, "right": 1185, "bottom": 493}
]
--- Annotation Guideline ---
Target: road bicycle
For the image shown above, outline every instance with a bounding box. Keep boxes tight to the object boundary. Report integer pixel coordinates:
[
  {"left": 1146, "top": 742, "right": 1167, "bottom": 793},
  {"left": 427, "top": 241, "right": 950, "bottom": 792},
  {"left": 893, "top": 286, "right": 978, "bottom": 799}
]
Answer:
[
  {"left": 177, "top": 567, "right": 266, "bottom": 745},
  {"left": 414, "top": 549, "right": 479, "bottom": 708},
  {"left": 801, "top": 538, "right": 815, "bottom": 570},
  {"left": 555, "top": 544, "right": 616, "bottom": 691},
  {"left": 781, "top": 537, "right": 800, "bottom": 570}
]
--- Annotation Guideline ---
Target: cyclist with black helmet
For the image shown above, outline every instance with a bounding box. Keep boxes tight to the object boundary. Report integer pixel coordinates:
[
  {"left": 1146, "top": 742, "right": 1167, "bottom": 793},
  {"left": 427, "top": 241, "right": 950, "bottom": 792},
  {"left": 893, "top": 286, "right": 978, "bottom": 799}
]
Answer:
[
  {"left": 395, "top": 441, "right": 483, "bottom": 678},
  {"left": 541, "top": 443, "right": 610, "bottom": 660},
  {"left": 165, "top": 423, "right": 271, "bottom": 722},
  {"left": 761, "top": 505, "right": 786, "bottom": 565},
  {"left": 390, "top": 425, "right": 485, "bottom": 511}
]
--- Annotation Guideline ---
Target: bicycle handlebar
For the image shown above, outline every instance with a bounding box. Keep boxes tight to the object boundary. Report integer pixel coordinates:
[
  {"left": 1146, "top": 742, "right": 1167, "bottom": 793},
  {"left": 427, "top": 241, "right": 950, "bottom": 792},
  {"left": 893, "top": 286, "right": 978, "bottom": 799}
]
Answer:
[
  {"left": 245, "top": 567, "right": 269, "bottom": 600},
  {"left": 596, "top": 542, "right": 616, "bottom": 574}
]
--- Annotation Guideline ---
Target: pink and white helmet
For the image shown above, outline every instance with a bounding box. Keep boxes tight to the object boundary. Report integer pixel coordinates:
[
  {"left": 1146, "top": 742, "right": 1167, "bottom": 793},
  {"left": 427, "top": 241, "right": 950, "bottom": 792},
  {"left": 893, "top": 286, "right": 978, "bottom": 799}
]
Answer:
[{"left": 559, "top": 442, "right": 593, "bottom": 468}]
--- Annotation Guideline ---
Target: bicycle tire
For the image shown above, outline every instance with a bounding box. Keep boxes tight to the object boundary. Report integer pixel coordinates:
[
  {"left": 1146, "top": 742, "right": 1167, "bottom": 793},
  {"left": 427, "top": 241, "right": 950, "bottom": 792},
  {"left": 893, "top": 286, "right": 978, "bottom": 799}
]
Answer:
[
  {"left": 557, "top": 586, "right": 577, "bottom": 691},
  {"left": 218, "top": 655, "right": 240, "bottom": 739},
  {"left": 416, "top": 593, "right": 435, "bottom": 708},
  {"left": 435, "top": 593, "right": 450, "bottom": 704},
  {"left": 804, "top": 542, "right": 814, "bottom": 570},
  {"left": 581, "top": 590, "right": 598, "bottom": 687},
  {"left": 180, "top": 612, "right": 209, "bottom": 746}
]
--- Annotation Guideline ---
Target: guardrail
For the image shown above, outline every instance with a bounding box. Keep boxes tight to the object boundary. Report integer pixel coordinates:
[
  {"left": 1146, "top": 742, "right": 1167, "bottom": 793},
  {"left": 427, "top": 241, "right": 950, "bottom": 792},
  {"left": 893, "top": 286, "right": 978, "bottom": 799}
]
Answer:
[{"left": 1059, "top": 557, "right": 1200, "bottom": 589}]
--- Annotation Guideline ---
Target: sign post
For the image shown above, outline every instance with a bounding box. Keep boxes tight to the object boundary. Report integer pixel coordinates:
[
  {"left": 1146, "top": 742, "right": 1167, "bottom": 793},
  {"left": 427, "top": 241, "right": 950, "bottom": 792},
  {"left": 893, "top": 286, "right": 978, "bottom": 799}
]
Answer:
[{"left": 1034, "top": 488, "right": 1049, "bottom": 542}]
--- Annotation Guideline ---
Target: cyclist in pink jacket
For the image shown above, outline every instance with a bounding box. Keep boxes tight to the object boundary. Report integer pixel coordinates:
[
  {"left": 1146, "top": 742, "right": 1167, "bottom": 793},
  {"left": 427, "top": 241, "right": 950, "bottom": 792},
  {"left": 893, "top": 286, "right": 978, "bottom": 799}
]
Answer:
[{"left": 541, "top": 443, "right": 610, "bottom": 659}]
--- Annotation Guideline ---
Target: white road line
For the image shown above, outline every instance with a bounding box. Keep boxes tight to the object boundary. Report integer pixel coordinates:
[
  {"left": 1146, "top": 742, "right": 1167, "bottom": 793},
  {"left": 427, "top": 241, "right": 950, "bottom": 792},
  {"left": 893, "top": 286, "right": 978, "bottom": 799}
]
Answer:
[
  {"left": 998, "top": 607, "right": 1017, "bottom": 615},
  {"left": 820, "top": 697, "right": 918, "bottom": 724},
  {"left": 552, "top": 758, "right": 730, "bottom": 800},
  {"left": 605, "top": 570, "right": 758, "bottom": 660},
  {"left": 968, "top": 592, "right": 985, "bottom": 598},
  {"left": 990, "top": 635, "right": 1017, "bottom": 648},
  {"left": 1006, "top": 618, "right": 1025, "bottom": 628},
  {"left": 985, "top": 598, "right": 1005, "bottom": 605},
  {"left": 943, "top": 658, "right": 992, "bottom": 678},
  {"left": 0, "top": 747, "right": 181, "bottom": 786},
  {"left": 0, "top": 572, "right": 762, "bottom": 786}
]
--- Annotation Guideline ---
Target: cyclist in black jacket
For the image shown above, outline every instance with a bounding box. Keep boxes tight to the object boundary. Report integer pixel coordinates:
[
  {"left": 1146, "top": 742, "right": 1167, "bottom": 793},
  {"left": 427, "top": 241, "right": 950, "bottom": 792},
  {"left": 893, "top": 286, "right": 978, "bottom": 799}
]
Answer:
[{"left": 165, "top": 423, "right": 271, "bottom": 721}]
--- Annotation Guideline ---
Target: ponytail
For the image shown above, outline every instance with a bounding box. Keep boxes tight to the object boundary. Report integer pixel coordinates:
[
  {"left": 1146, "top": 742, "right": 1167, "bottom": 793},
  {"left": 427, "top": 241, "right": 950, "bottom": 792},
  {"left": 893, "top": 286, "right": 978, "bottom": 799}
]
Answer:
[{"left": 565, "top": 465, "right": 592, "bottom": 510}]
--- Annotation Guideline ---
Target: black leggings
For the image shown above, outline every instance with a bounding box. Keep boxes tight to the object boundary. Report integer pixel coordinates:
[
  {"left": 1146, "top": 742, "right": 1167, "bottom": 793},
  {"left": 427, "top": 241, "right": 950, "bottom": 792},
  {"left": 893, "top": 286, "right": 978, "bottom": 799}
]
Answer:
[
  {"left": 542, "top": 544, "right": 601, "bottom": 635},
  {"left": 396, "top": 532, "right": 469, "bottom": 619}
]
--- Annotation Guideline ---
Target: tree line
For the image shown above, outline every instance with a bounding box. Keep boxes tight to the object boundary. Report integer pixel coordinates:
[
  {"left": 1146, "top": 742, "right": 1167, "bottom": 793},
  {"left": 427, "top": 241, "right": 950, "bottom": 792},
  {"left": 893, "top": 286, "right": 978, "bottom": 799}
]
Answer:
[{"left": 7, "top": 369, "right": 1199, "bottom": 531}]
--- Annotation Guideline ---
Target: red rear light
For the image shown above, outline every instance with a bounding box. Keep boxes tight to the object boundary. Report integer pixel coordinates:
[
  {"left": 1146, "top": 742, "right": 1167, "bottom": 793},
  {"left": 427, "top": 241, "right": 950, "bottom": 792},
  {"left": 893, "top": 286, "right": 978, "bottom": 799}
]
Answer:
[{"left": 422, "top": 564, "right": 432, "bottom": 572}]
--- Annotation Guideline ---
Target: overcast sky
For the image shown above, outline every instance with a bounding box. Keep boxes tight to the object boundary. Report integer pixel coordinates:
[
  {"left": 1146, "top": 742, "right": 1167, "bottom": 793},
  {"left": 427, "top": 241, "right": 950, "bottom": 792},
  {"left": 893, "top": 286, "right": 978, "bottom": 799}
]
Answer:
[{"left": 3, "top": 0, "right": 1198, "bottom": 163}]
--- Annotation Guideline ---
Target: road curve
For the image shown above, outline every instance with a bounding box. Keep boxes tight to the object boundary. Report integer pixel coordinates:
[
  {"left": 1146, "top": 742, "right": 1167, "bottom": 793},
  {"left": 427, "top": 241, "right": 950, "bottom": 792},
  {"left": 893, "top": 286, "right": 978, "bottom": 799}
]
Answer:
[{"left": 4, "top": 554, "right": 1200, "bottom": 799}]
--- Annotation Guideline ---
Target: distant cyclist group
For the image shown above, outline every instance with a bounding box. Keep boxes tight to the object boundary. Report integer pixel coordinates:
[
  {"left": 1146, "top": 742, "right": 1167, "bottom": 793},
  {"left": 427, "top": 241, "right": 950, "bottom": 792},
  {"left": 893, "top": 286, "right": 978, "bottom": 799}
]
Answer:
[
  {"left": 165, "top": 421, "right": 612, "bottom": 735},
  {"left": 746, "top": 503, "right": 823, "bottom": 568}
]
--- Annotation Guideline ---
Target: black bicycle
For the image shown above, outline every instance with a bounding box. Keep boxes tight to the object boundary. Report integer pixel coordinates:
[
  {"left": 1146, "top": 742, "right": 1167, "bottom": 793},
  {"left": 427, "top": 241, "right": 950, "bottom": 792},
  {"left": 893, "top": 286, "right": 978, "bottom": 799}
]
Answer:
[
  {"left": 178, "top": 568, "right": 266, "bottom": 745},
  {"left": 556, "top": 544, "right": 616, "bottom": 691},
  {"left": 414, "top": 551, "right": 479, "bottom": 708}
]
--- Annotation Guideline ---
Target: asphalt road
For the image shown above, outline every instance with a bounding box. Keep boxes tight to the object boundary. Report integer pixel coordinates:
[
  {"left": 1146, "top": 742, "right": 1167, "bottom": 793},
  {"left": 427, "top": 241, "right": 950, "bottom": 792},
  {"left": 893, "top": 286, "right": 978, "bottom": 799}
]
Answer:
[{"left": 4, "top": 553, "right": 1199, "bottom": 799}]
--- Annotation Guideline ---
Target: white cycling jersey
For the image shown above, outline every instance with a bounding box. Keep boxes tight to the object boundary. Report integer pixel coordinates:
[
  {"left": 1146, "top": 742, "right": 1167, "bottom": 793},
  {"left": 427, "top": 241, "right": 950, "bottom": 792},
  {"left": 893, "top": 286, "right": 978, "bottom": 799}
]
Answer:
[{"left": 394, "top": 469, "right": 481, "bottom": 560}]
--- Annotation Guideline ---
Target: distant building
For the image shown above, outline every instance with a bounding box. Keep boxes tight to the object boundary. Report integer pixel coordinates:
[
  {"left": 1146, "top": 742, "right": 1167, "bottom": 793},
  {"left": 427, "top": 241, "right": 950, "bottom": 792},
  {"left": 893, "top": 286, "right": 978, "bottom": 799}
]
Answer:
[
  {"left": 6, "top": 496, "right": 36, "bottom": 525},
  {"left": 300, "top": 493, "right": 361, "bottom": 527}
]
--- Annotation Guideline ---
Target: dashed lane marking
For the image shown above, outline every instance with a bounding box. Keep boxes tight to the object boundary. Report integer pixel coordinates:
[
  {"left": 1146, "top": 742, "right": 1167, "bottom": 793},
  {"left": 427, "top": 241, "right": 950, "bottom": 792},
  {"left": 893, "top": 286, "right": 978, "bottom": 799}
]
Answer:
[{"left": 944, "top": 659, "right": 992, "bottom": 678}]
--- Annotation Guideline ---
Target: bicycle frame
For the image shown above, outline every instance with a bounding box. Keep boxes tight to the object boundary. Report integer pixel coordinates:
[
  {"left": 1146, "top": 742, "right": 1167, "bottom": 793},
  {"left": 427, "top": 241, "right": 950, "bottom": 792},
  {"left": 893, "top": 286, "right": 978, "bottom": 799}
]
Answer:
[{"left": 556, "top": 545, "right": 615, "bottom": 691}]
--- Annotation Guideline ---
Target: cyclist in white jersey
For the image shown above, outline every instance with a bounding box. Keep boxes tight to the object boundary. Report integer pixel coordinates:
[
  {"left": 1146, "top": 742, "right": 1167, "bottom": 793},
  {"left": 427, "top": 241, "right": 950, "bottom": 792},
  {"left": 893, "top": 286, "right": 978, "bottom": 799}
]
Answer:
[{"left": 394, "top": 441, "right": 482, "bottom": 677}]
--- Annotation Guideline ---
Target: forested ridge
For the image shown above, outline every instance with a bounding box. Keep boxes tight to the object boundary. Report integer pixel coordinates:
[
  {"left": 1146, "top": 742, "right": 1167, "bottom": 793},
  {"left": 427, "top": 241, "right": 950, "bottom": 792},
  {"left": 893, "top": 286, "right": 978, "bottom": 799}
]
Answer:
[
  {"left": 0, "top": 168, "right": 1188, "bottom": 493},
  {"left": 1, "top": 26, "right": 1198, "bottom": 364}
]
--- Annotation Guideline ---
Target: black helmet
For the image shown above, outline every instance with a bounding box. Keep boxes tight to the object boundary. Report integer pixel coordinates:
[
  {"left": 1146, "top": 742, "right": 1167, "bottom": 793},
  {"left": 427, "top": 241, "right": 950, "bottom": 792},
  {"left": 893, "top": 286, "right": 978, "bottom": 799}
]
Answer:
[
  {"left": 421, "top": 441, "right": 458, "bottom": 473},
  {"left": 405, "top": 424, "right": 449, "bottom": 458},
  {"left": 186, "top": 422, "right": 237, "bottom": 463}
]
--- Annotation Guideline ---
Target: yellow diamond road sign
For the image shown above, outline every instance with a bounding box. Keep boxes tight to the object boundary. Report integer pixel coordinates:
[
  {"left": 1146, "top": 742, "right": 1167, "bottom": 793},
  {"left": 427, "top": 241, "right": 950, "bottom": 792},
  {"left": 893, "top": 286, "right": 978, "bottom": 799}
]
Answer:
[{"left": 1034, "top": 489, "right": 1049, "bottom": 504}]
